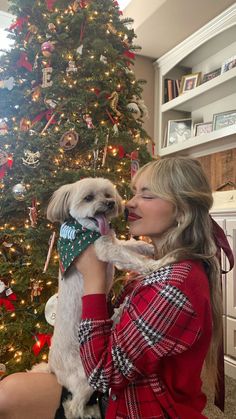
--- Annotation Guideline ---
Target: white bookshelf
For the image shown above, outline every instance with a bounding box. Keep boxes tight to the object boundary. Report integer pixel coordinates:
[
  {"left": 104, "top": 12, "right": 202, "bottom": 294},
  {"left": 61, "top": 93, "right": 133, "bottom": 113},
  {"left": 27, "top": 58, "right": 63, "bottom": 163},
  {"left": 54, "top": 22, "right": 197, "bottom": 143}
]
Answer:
[{"left": 154, "top": 4, "right": 236, "bottom": 158}]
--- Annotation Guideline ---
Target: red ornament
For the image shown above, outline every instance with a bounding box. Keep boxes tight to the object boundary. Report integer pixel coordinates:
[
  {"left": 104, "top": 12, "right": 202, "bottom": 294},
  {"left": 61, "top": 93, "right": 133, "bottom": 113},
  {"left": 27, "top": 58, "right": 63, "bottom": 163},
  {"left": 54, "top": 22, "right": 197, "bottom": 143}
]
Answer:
[
  {"left": 46, "top": 0, "right": 57, "bottom": 10},
  {"left": 108, "top": 145, "right": 125, "bottom": 159},
  {"left": 0, "top": 278, "right": 17, "bottom": 312},
  {"left": 9, "top": 17, "right": 28, "bottom": 32},
  {"left": 16, "top": 52, "right": 33, "bottom": 72}
]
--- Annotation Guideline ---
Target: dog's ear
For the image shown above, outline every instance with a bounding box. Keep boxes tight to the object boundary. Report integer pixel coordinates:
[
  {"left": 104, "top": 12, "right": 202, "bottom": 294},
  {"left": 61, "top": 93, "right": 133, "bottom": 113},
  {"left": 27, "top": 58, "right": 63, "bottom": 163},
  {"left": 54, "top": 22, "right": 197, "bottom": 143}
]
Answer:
[
  {"left": 47, "top": 184, "right": 72, "bottom": 223},
  {"left": 115, "top": 189, "right": 124, "bottom": 215}
]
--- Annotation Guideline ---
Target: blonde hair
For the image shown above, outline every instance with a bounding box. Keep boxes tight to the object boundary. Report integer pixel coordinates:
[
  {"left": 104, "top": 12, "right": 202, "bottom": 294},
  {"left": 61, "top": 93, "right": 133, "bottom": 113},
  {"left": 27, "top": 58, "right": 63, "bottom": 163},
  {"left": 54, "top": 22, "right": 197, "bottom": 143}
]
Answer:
[{"left": 132, "top": 157, "right": 222, "bottom": 391}]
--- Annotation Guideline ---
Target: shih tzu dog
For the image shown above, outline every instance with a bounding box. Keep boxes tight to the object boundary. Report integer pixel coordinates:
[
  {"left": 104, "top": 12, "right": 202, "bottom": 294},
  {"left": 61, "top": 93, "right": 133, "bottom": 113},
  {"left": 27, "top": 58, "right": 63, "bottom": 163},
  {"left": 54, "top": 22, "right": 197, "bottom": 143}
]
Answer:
[{"left": 31, "top": 177, "right": 167, "bottom": 419}]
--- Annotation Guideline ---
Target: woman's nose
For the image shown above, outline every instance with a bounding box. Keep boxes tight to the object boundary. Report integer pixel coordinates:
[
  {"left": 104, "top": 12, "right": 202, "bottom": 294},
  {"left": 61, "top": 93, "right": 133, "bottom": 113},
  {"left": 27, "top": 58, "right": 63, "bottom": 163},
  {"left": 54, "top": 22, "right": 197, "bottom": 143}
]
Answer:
[{"left": 126, "top": 196, "right": 136, "bottom": 208}]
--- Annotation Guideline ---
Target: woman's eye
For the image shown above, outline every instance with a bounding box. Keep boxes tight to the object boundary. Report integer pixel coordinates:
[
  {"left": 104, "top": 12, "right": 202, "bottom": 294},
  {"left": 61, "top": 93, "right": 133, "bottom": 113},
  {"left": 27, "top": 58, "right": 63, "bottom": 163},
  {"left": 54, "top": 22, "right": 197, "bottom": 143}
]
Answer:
[{"left": 142, "top": 195, "right": 154, "bottom": 200}]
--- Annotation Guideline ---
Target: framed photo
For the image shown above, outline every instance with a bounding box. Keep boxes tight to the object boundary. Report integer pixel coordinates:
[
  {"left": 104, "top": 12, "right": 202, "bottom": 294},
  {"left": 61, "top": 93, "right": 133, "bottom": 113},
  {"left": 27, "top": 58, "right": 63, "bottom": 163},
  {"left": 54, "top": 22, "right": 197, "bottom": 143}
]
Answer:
[
  {"left": 202, "top": 68, "right": 221, "bottom": 84},
  {"left": 167, "top": 119, "right": 192, "bottom": 146},
  {"left": 180, "top": 72, "right": 201, "bottom": 94},
  {"left": 212, "top": 110, "right": 236, "bottom": 130},
  {"left": 194, "top": 122, "right": 213, "bottom": 137},
  {"left": 221, "top": 55, "right": 236, "bottom": 74}
]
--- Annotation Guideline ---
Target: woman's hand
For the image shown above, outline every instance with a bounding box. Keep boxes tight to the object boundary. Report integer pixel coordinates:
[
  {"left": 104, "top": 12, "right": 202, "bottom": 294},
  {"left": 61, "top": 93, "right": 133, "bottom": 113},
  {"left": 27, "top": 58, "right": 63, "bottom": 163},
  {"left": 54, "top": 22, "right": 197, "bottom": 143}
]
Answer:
[{"left": 74, "top": 244, "right": 108, "bottom": 295}]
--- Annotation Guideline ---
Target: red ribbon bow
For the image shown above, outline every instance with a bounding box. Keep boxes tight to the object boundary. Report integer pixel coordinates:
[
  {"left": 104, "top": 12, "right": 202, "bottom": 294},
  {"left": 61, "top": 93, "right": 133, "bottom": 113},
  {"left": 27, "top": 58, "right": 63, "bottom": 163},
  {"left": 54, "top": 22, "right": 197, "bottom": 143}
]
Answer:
[
  {"left": 32, "top": 109, "right": 57, "bottom": 126},
  {"left": 9, "top": 17, "right": 28, "bottom": 32},
  {"left": 46, "top": 0, "right": 57, "bottom": 10},
  {"left": 32, "top": 333, "right": 52, "bottom": 356},
  {"left": 16, "top": 52, "right": 33, "bottom": 72}
]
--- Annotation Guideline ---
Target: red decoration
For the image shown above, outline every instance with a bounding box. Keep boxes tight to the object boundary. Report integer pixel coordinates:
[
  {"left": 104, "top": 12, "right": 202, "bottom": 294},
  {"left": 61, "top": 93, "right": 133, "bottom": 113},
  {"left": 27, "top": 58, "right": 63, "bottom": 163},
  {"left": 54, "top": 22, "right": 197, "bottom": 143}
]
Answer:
[
  {"left": 123, "top": 50, "right": 135, "bottom": 60},
  {"left": 0, "top": 151, "right": 13, "bottom": 179},
  {"left": 32, "top": 333, "right": 52, "bottom": 356},
  {"left": 0, "top": 278, "right": 17, "bottom": 312},
  {"left": 16, "top": 52, "right": 33, "bottom": 72},
  {"left": 32, "top": 109, "right": 57, "bottom": 126},
  {"left": 108, "top": 145, "right": 125, "bottom": 159},
  {"left": 9, "top": 17, "right": 28, "bottom": 32},
  {"left": 46, "top": 0, "right": 57, "bottom": 10}
]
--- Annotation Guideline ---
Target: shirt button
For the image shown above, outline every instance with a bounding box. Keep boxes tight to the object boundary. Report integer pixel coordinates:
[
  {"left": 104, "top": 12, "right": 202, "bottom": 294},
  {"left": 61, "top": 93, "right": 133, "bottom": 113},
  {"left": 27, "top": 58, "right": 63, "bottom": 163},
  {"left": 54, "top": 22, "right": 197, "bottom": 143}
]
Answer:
[{"left": 111, "top": 393, "right": 117, "bottom": 401}]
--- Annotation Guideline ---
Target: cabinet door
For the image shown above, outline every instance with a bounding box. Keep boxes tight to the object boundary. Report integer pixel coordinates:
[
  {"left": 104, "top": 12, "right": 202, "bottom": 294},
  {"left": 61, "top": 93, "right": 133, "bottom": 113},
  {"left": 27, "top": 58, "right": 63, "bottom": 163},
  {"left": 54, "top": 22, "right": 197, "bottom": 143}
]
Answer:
[
  {"left": 226, "top": 317, "right": 236, "bottom": 358},
  {"left": 226, "top": 219, "right": 236, "bottom": 318}
]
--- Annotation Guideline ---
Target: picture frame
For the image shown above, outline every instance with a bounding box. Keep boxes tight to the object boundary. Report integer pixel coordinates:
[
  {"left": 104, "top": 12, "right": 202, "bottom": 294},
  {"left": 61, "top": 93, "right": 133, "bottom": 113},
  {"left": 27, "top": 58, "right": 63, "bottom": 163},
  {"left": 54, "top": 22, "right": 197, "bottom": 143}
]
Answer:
[
  {"left": 201, "top": 68, "right": 221, "bottom": 84},
  {"left": 221, "top": 55, "right": 236, "bottom": 74},
  {"left": 212, "top": 110, "right": 236, "bottom": 130},
  {"left": 194, "top": 122, "right": 213, "bottom": 137},
  {"left": 167, "top": 119, "right": 192, "bottom": 146},
  {"left": 180, "top": 72, "right": 201, "bottom": 94}
]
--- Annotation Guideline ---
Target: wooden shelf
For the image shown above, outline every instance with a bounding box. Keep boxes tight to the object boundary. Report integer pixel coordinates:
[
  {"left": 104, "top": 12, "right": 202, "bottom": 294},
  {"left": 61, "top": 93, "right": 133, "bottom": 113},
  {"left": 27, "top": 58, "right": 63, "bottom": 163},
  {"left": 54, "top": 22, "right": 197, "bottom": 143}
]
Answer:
[{"left": 161, "top": 67, "right": 236, "bottom": 113}]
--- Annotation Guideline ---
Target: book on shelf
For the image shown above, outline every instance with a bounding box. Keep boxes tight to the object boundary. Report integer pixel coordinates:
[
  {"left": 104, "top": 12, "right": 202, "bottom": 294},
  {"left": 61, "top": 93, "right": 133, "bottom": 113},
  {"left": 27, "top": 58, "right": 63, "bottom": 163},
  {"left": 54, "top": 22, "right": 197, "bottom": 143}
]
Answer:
[{"left": 164, "top": 78, "right": 181, "bottom": 102}]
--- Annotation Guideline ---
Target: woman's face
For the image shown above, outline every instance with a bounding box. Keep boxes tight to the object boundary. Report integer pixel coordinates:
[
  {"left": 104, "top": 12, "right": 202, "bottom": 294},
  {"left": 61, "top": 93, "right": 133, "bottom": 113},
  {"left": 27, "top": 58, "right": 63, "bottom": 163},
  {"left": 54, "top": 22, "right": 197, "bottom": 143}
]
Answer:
[{"left": 126, "top": 169, "right": 176, "bottom": 241}]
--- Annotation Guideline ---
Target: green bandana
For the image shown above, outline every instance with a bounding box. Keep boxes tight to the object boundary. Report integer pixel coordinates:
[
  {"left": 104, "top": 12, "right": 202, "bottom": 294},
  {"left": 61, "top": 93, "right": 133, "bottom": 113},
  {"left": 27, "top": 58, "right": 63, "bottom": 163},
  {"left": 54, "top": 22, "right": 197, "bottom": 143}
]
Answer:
[{"left": 57, "top": 218, "right": 100, "bottom": 273}]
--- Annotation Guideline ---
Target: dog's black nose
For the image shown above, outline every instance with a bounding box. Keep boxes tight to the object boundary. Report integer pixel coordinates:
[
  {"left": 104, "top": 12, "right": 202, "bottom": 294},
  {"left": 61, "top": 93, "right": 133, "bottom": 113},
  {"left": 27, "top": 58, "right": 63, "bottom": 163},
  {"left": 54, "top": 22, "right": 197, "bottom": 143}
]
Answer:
[{"left": 106, "top": 200, "right": 115, "bottom": 209}]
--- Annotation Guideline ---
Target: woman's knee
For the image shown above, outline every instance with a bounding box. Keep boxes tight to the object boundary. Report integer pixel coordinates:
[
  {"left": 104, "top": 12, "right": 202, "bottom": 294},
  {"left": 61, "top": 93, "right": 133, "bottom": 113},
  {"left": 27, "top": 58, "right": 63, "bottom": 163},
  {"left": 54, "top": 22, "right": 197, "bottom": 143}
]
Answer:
[{"left": 0, "top": 375, "right": 17, "bottom": 414}]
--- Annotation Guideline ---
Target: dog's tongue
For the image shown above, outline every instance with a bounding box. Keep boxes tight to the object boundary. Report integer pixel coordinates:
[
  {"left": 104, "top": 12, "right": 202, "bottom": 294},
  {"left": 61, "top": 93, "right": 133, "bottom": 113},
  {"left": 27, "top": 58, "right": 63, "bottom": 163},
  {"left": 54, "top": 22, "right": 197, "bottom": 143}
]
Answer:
[{"left": 95, "top": 214, "right": 110, "bottom": 235}]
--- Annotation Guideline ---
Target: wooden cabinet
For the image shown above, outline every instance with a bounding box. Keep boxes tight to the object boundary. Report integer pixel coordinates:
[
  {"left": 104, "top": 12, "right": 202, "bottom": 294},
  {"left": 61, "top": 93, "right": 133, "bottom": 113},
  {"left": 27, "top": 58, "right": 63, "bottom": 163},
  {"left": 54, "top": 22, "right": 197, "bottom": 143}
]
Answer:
[
  {"left": 211, "top": 191, "right": 236, "bottom": 379},
  {"left": 154, "top": 4, "right": 236, "bottom": 158}
]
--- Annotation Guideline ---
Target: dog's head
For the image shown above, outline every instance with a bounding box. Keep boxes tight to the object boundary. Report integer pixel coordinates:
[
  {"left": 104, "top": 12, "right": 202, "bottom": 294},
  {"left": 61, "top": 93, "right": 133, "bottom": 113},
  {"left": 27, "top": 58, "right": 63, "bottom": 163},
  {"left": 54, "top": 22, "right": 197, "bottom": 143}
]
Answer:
[{"left": 47, "top": 177, "right": 123, "bottom": 234}]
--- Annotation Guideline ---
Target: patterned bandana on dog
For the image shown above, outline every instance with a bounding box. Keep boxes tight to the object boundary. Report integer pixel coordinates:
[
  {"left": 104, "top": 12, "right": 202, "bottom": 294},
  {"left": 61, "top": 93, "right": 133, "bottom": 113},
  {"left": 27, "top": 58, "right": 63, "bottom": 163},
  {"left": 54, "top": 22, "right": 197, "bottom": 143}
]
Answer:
[{"left": 58, "top": 218, "right": 100, "bottom": 273}]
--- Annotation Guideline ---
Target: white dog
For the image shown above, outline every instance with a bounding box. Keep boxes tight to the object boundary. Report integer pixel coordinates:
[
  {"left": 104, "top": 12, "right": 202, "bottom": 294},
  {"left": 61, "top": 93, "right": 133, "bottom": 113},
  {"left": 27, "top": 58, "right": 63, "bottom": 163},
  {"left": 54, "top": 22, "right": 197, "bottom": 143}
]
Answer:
[{"left": 32, "top": 177, "right": 171, "bottom": 419}]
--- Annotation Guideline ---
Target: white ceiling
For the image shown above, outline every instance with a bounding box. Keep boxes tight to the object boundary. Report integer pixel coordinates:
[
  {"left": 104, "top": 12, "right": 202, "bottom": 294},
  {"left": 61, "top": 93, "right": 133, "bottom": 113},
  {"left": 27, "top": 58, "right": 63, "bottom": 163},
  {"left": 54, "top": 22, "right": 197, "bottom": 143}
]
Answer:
[
  {"left": 123, "top": 0, "right": 236, "bottom": 59},
  {"left": 0, "top": 0, "right": 235, "bottom": 59}
]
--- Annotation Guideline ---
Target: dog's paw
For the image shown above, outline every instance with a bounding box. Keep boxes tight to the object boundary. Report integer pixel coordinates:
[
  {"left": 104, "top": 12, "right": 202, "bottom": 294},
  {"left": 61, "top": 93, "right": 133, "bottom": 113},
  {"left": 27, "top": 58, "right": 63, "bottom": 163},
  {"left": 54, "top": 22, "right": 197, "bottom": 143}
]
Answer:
[{"left": 94, "top": 235, "right": 115, "bottom": 261}]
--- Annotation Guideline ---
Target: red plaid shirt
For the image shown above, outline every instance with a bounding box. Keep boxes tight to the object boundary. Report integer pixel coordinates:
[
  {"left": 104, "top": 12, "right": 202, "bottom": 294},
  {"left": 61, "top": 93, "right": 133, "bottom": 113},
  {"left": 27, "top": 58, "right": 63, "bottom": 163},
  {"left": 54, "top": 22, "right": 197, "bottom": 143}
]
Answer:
[{"left": 78, "top": 260, "right": 211, "bottom": 418}]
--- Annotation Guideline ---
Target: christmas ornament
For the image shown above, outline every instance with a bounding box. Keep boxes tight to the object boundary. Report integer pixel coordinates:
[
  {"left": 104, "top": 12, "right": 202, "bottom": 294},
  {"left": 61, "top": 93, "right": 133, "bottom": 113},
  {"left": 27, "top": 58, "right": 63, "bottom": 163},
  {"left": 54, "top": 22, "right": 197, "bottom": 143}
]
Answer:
[
  {"left": 16, "top": 52, "right": 33, "bottom": 72},
  {"left": 76, "top": 44, "right": 83, "bottom": 56},
  {"left": 59, "top": 130, "right": 79, "bottom": 150},
  {"left": 32, "top": 86, "right": 41, "bottom": 101},
  {"left": 107, "top": 23, "right": 117, "bottom": 35},
  {"left": 0, "top": 364, "right": 6, "bottom": 379},
  {"left": 79, "top": 0, "right": 89, "bottom": 8},
  {"left": 44, "top": 98, "right": 57, "bottom": 109},
  {"left": 20, "top": 118, "right": 31, "bottom": 131},
  {"left": 48, "top": 22, "right": 56, "bottom": 32},
  {"left": 45, "top": 293, "right": 58, "bottom": 326},
  {"left": 43, "top": 231, "right": 56, "bottom": 273},
  {"left": 66, "top": 60, "right": 78, "bottom": 75},
  {"left": 127, "top": 96, "right": 149, "bottom": 120},
  {"left": 22, "top": 150, "right": 40, "bottom": 167},
  {"left": 83, "top": 114, "right": 95, "bottom": 129},
  {"left": 100, "top": 55, "right": 107, "bottom": 64},
  {"left": 42, "top": 67, "right": 53, "bottom": 88},
  {"left": 0, "top": 278, "right": 17, "bottom": 312},
  {"left": 109, "top": 91, "right": 121, "bottom": 117},
  {"left": 12, "top": 183, "right": 27, "bottom": 201},
  {"left": 32, "top": 333, "right": 52, "bottom": 356},
  {"left": 0, "top": 76, "right": 14, "bottom": 91},
  {"left": 0, "top": 152, "right": 13, "bottom": 179},
  {"left": 41, "top": 41, "right": 55, "bottom": 57},
  {"left": 0, "top": 120, "right": 8, "bottom": 136},
  {"left": 72, "top": 0, "right": 80, "bottom": 12},
  {"left": 29, "top": 278, "right": 43, "bottom": 303},
  {"left": 108, "top": 144, "right": 125, "bottom": 158},
  {"left": 28, "top": 198, "right": 38, "bottom": 228},
  {"left": 9, "top": 16, "right": 28, "bottom": 32},
  {"left": 46, "top": 0, "right": 57, "bottom": 10}
]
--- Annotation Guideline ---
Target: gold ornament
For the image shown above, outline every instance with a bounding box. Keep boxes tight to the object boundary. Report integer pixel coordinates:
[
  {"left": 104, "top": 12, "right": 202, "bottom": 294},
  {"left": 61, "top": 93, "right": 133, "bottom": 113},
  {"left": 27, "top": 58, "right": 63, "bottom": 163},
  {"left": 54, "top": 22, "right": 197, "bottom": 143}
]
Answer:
[
  {"left": 109, "top": 91, "right": 121, "bottom": 117},
  {"left": 59, "top": 130, "right": 79, "bottom": 150}
]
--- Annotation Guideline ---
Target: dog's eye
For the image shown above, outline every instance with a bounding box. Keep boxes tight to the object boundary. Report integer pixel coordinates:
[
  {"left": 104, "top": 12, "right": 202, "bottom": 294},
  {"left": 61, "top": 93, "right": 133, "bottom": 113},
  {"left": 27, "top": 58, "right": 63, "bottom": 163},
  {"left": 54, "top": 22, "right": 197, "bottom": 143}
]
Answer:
[
  {"left": 84, "top": 194, "right": 94, "bottom": 202},
  {"left": 105, "top": 193, "right": 111, "bottom": 198}
]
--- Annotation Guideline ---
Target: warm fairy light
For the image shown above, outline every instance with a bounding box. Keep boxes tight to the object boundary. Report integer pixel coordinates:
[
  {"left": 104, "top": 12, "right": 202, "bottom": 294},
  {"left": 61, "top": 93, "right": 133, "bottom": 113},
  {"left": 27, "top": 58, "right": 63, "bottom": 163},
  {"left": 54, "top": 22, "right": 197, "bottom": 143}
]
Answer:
[
  {"left": 8, "top": 346, "right": 14, "bottom": 352},
  {"left": 21, "top": 300, "right": 25, "bottom": 305},
  {"left": 42, "top": 354, "right": 47, "bottom": 361},
  {"left": 46, "top": 281, "right": 52, "bottom": 285},
  {"left": 36, "top": 323, "right": 41, "bottom": 328},
  {"left": 10, "top": 313, "right": 16, "bottom": 318}
]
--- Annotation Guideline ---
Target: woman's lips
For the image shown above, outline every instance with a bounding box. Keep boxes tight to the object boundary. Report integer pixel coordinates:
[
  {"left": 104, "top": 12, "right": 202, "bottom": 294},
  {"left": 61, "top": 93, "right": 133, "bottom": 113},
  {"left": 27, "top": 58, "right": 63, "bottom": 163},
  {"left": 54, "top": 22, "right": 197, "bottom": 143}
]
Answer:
[{"left": 127, "top": 213, "right": 142, "bottom": 221}]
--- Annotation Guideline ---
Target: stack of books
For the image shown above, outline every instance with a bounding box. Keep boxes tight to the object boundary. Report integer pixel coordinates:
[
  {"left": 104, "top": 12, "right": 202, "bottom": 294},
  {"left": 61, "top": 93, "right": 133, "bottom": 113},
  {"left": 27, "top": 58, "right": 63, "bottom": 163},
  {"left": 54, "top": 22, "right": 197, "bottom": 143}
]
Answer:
[{"left": 164, "top": 78, "right": 181, "bottom": 102}]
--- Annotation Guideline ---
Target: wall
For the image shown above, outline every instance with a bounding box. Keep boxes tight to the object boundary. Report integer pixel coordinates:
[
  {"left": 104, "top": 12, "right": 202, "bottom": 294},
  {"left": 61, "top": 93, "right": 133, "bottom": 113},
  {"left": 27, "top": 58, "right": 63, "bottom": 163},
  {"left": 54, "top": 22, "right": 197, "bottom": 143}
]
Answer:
[{"left": 133, "top": 55, "right": 155, "bottom": 141}]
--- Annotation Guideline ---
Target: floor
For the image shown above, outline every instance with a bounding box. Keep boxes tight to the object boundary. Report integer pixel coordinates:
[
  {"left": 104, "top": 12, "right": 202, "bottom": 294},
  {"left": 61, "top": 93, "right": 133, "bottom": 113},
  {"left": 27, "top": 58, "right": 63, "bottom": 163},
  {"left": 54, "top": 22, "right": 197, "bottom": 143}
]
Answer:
[{"left": 203, "top": 375, "right": 236, "bottom": 418}]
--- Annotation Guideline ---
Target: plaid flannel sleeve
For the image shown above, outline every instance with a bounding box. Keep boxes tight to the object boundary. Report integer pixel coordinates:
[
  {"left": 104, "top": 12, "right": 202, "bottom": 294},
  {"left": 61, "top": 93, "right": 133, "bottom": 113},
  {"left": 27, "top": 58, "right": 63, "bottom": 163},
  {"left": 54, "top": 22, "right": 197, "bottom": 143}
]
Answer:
[{"left": 78, "top": 268, "right": 202, "bottom": 393}]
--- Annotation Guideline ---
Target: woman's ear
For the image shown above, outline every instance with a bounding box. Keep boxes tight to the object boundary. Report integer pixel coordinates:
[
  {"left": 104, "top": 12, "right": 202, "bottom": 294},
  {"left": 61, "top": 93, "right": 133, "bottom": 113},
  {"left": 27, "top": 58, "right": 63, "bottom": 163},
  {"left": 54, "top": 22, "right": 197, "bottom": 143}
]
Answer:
[{"left": 47, "top": 184, "right": 72, "bottom": 223}]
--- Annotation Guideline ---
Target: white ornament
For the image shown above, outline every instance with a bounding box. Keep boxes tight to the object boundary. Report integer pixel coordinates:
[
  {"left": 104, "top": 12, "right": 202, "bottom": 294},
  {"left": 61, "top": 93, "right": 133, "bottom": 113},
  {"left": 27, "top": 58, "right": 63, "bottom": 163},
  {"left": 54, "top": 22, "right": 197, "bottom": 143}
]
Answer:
[
  {"left": 66, "top": 60, "right": 78, "bottom": 74},
  {"left": 100, "top": 55, "right": 107, "bottom": 64},
  {"left": 45, "top": 293, "right": 58, "bottom": 326},
  {"left": 22, "top": 150, "right": 40, "bottom": 167},
  {"left": 76, "top": 44, "right": 83, "bottom": 56},
  {"left": 42, "top": 67, "right": 53, "bottom": 88},
  {"left": 0, "top": 77, "right": 14, "bottom": 91}
]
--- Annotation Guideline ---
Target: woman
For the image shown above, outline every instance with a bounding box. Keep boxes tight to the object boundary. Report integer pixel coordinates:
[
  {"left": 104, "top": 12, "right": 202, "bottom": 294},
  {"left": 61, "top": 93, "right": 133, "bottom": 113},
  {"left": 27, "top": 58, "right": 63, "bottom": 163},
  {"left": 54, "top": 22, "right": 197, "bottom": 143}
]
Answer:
[{"left": 0, "top": 157, "right": 223, "bottom": 418}]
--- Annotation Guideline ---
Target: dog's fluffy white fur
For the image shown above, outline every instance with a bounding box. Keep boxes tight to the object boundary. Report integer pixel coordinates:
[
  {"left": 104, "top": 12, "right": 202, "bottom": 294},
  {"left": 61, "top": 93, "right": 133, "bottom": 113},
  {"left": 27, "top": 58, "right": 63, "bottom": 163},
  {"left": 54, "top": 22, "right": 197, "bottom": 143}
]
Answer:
[{"left": 31, "top": 177, "right": 172, "bottom": 419}]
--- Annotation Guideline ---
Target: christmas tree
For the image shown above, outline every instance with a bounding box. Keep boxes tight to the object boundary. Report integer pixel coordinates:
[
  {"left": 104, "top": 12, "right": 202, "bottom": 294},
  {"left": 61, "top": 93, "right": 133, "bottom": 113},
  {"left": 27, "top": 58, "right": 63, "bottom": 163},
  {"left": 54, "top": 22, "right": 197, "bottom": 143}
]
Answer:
[{"left": 0, "top": 0, "right": 151, "bottom": 376}]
